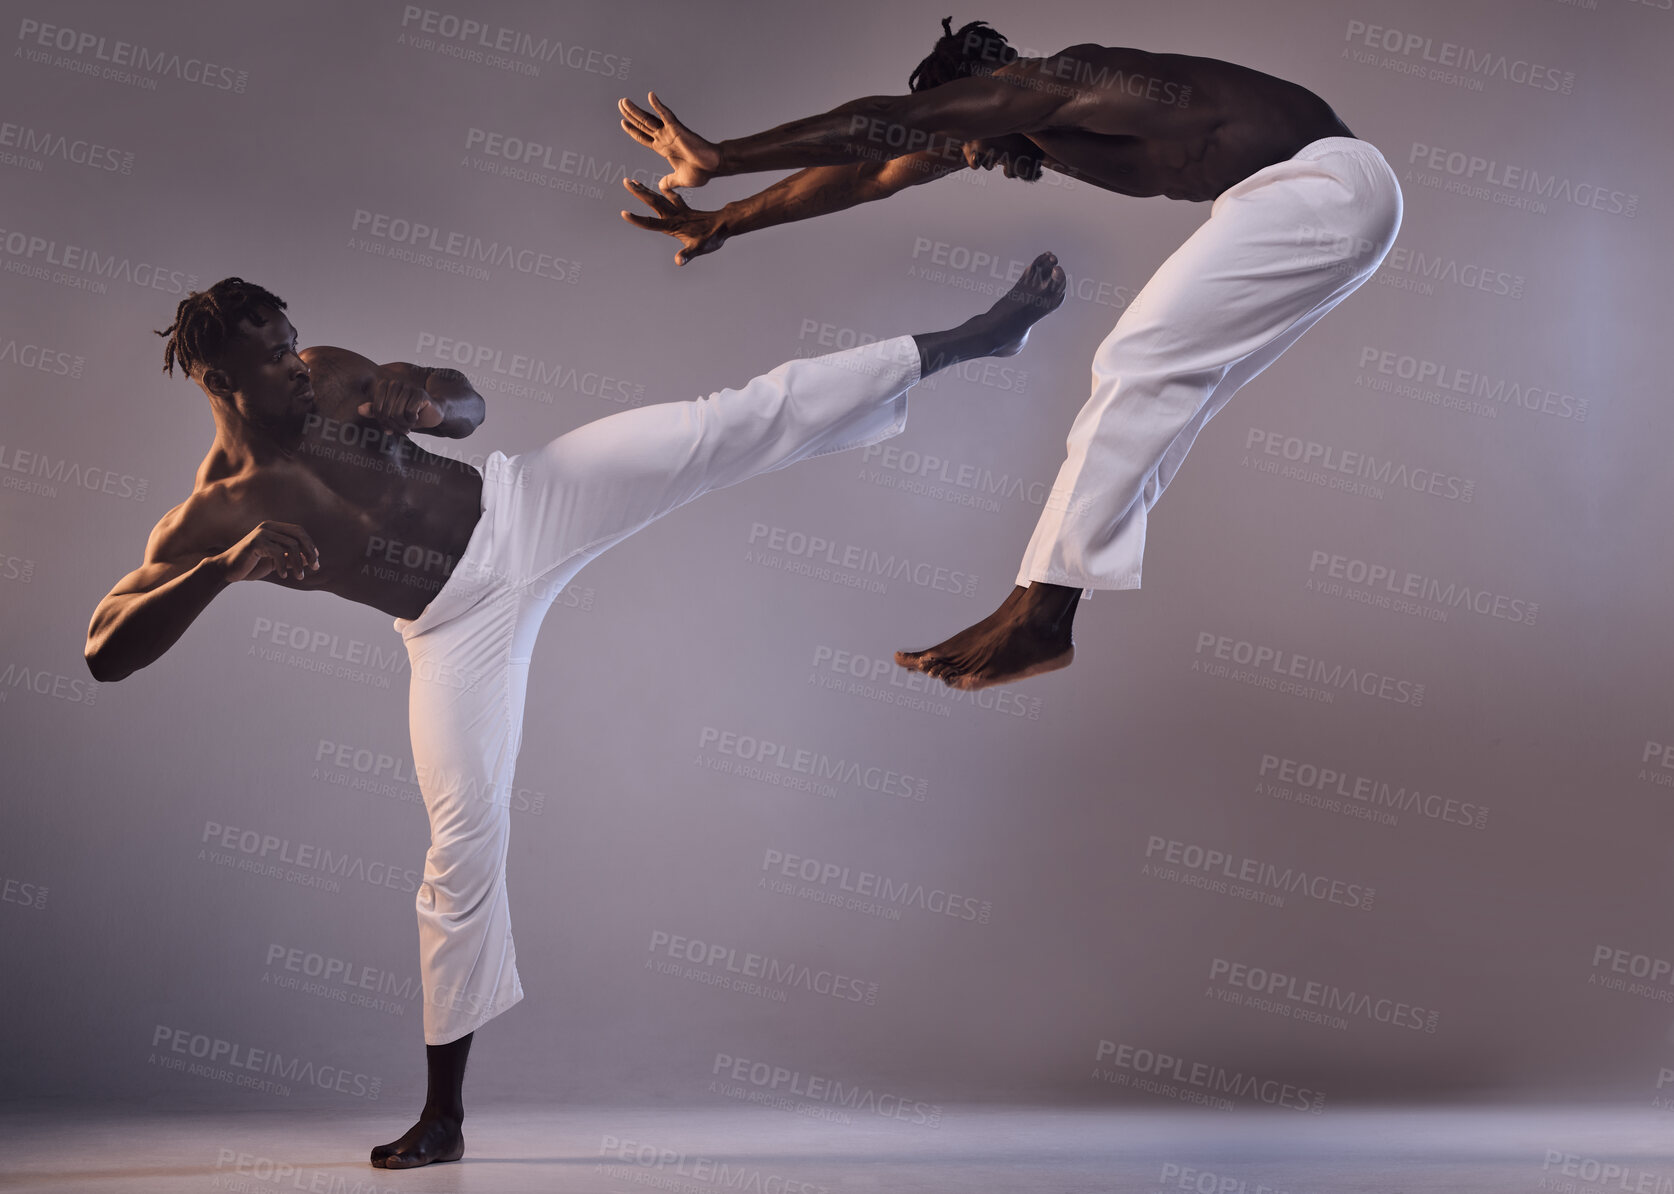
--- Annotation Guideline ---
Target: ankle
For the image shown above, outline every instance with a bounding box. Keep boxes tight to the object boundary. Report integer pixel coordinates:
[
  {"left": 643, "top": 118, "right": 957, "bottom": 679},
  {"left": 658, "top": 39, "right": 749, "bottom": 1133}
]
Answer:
[
  {"left": 420, "top": 1102, "right": 463, "bottom": 1125},
  {"left": 1021, "top": 582, "right": 1080, "bottom": 628}
]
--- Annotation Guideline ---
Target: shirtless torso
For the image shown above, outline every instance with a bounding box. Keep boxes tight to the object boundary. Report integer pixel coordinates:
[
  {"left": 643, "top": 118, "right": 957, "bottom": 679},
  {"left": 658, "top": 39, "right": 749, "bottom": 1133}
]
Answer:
[
  {"left": 89, "top": 324, "right": 490, "bottom": 687},
  {"left": 173, "top": 346, "right": 484, "bottom": 621},
  {"left": 993, "top": 45, "right": 1357, "bottom": 201}
]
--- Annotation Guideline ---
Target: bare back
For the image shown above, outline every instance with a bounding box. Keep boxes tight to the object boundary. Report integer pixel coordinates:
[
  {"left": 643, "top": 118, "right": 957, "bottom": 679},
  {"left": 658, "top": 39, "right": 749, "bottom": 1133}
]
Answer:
[
  {"left": 165, "top": 348, "right": 484, "bottom": 621},
  {"left": 999, "top": 45, "right": 1355, "bottom": 201}
]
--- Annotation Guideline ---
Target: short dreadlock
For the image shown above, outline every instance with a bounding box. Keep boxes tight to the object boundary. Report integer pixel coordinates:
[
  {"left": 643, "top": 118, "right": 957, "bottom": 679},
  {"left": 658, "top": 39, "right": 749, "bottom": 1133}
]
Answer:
[
  {"left": 908, "top": 17, "right": 1016, "bottom": 91},
  {"left": 157, "top": 277, "right": 289, "bottom": 377}
]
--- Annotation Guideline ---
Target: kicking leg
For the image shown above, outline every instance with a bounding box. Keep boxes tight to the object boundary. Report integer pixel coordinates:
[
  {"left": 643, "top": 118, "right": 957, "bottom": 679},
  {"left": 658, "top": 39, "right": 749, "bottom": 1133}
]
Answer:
[{"left": 489, "top": 252, "right": 1068, "bottom": 601}]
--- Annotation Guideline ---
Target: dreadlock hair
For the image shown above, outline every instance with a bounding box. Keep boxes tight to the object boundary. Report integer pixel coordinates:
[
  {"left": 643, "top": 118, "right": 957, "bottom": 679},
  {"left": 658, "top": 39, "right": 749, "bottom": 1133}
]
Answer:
[
  {"left": 157, "top": 277, "right": 289, "bottom": 378},
  {"left": 908, "top": 17, "right": 1016, "bottom": 91}
]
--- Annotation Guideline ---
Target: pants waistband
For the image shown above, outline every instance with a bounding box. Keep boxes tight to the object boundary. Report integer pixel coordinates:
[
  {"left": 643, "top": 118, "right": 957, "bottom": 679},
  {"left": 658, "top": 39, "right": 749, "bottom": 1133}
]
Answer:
[
  {"left": 1293, "top": 136, "right": 1389, "bottom": 164},
  {"left": 393, "top": 451, "right": 504, "bottom": 639}
]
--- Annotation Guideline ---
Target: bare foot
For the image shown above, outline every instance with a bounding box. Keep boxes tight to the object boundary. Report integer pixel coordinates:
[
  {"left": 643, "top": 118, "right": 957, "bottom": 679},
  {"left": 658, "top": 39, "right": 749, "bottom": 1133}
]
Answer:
[
  {"left": 975, "top": 252, "right": 1067, "bottom": 357},
  {"left": 370, "top": 1112, "right": 463, "bottom": 1169},
  {"left": 896, "top": 583, "right": 1080, "bottom": 690}
]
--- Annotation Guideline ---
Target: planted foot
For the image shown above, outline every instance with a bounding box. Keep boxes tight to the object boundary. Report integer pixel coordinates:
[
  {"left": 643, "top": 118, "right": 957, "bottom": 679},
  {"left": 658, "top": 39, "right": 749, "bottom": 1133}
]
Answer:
[{"left": 370, "top": 1112, "right": 463, "bottom": 1169}]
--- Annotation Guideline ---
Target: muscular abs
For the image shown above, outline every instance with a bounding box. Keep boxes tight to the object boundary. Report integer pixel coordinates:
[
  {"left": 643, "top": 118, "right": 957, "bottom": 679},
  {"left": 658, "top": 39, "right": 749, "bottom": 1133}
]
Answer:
[{"left": 198, "top": 351, "right": 483, "bottom": 621}]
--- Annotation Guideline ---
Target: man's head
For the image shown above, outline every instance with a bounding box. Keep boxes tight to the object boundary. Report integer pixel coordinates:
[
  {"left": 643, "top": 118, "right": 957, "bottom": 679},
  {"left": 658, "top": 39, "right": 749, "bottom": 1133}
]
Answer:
[
  {"left": 908, "top": 17, "right": 1015, "bottom": 90},
  {"left": 908, "top": 17, "right": 1043, "bottom": 183},
  {"left": 157, "top": 277, "right": 314, "bottom": 429}
]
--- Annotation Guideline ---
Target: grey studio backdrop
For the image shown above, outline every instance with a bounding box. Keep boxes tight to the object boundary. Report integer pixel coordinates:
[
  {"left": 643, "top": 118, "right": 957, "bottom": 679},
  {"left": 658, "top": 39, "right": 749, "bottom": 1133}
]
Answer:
[{"left": 2, "top": 0, "right": 1671, "bottom": 1120}]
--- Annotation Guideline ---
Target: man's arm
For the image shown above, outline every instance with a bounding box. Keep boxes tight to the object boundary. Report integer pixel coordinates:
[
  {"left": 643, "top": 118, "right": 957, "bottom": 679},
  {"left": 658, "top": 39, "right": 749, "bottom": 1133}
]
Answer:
[
  {"left": 85, "top": 503, "right": 319, "bottom": 682},
  {"left": 371, "top": 362, "right": 484, "bottom": 439},
  {"left": 622, "top": 150, "right": 967, "bottom": 265},
  {"left": 621, "top": 75, "right": 1067, "bottom": 189}
]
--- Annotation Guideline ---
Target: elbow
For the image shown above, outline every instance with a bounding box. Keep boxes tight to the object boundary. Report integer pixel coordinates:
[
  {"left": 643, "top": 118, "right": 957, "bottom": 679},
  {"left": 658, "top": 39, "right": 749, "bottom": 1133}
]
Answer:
[
  {"left": 83, "top": 635, "right": 129, "bottom": 684},
  {"left": 85, "top": 648, "right": 120, "bottom": 684}
]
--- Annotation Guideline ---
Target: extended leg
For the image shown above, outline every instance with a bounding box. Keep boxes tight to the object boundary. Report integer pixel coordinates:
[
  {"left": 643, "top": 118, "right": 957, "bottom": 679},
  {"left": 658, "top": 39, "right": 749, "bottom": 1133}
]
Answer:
[{"left": 489, "top": 253, "right": 1068, "bottom": 602}]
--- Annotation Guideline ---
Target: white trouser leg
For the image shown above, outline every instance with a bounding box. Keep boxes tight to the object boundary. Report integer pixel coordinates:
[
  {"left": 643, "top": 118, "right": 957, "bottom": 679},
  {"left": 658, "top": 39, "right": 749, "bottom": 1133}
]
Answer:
[
  {"left": 1017, "top": 138, "right": 1403, "bottom": 590},
  {"left": 399, "top": 335, "right": 923, "bottom": 1043}
]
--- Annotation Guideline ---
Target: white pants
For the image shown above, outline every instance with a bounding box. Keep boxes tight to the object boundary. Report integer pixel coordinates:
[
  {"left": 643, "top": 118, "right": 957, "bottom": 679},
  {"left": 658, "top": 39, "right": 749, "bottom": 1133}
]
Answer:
[
  {"left": 1017, "top": 136, "right": 1404, "bottom": 589},
  {"left": 392, "top": 336, "right": 922, "bottom": 1044}
]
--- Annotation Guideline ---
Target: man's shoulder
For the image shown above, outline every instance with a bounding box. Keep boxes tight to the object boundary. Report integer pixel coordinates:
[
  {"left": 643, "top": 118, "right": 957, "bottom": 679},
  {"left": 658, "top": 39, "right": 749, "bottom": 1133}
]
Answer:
[
  {"left": 150, "top": 477, "right": 255, "bottom": 561},
  {"left": 301, "top": 344, "right": 377, "bottom": 377}
]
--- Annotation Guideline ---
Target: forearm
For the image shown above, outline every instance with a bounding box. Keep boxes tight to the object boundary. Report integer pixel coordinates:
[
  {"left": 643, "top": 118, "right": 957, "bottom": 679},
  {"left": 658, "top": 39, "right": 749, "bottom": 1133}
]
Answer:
[
  {"left": 720, "top": 164, "right": 883, "bottom": 237},
  {"left": 715, "top": 98, "right": 900, "bottom": 175},
  {"left": 420, "top": 367, "right": 485, "bottom": 438},
  {"left": 85, "top": 557, "right": 230, "bottom": 681}
]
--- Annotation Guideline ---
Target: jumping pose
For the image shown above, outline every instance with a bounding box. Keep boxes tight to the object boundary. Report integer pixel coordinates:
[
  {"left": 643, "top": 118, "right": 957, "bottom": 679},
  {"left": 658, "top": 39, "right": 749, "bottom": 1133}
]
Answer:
[
  {"left": 619, "top": 19, "right": 1402, "bottom": 689},
  {"left": 83, "top": 259, "right": 1066, "bottom": 1167}
]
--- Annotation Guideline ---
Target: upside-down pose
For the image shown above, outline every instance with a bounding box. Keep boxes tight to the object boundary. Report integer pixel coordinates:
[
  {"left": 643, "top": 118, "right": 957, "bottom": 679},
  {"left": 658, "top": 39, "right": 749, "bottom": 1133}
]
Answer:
[
  {"left": 618, "top": 19, "right": 1402, "bottom": 689},
  {"left": 83, "top": 259, "right": 1065, "bottom": 1167}
]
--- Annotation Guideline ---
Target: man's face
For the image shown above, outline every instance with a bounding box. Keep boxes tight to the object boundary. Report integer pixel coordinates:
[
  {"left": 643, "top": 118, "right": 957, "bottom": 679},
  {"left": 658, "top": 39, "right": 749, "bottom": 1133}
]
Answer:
[
  {"left": 962, "top": 134, "right": 1043, "bottom": 182},
  {"left": 207, "top": 309, "right": 314, "bottom": 430}
]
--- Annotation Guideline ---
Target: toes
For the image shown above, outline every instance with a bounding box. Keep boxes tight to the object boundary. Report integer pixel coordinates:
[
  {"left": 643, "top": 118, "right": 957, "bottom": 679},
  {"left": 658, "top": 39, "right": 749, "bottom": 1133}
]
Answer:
[{"left": 894, "top": 649, "right": 924, "bottom": 666}]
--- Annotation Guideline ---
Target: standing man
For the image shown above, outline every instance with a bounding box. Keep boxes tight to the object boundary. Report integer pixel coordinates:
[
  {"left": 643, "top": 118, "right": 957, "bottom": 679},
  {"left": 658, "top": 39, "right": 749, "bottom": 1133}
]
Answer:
[
  {"left": 619, "top": 19, "right": 1402, "bottom": 688},
  {"left": 84, "top": 260, "right": 1065, "bottom": 1167}
]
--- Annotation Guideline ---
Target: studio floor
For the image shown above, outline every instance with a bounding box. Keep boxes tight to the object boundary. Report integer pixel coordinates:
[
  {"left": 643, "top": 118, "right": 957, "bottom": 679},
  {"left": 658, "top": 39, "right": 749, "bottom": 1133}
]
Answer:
[{"left": 0, "top": 1102, "right": 1665, "bottom": 1193}]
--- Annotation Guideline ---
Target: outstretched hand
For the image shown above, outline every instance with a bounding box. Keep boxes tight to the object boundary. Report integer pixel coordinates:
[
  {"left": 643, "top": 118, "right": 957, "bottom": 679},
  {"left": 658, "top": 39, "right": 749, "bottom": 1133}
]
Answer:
[
  {"left": 618, "top": 92, "right": 722, "bottom": 192},
  {"left": 620, "top": 178, "right": 730, "bottom": 266}
]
